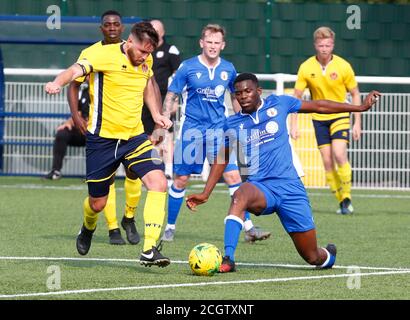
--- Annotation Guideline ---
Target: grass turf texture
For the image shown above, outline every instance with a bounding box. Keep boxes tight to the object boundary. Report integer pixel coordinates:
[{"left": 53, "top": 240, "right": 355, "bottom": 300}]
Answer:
[{"left": 0, "top": 176, "right": 409, "bottom": 300}]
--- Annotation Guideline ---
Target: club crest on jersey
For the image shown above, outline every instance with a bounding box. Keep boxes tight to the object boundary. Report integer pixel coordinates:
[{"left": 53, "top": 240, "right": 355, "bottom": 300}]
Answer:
[
  {"left": 266, "top": 107, "right": 278, "bottom": 118},
  {"left": 265, "top": 121, "right": 279, "bottom": 134},
  {"left": 239, "top": 123, "right": 244, "bottom": 130},
  {"left": 156, "top": 51, "right": 164, "bottom": 59},
  {"left": 220, "top": 71, "right": 228, "bottom": 81},
  {"left": 141, "top": 63, "right": 148, "bottom": 73},
  {"left": 330, "top": 72, "right": 338, "bottom": 80},
  {"left": 196, "top": 72, "right": 202, "bottom": 79}
]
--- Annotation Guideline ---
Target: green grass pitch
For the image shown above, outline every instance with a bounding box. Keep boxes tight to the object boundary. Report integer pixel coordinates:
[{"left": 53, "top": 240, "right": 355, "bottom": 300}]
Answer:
[{"left": 0, "top": 176, "right": 409, "bottom": 300}]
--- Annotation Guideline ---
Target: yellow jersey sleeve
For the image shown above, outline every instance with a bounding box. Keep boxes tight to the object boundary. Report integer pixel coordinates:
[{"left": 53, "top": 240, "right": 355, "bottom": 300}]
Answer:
[
  {"left": 74, "top": 50, "right": 88, "bottom": 83},
  {"left": 75, "top": 42, "right": 107, "bottom": 81},
  {"left": 342, "top": 61, "right": 358, "bottom": 91},
  {"left": 294, "top": 64, "right": 307, "bottom": 91},
  {"left": 76, "top": 59, "right": 92, "bottom": 80}
]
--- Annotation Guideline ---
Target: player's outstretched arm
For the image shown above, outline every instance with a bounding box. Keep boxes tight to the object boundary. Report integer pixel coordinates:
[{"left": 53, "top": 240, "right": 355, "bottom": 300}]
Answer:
[
  {"left": 299, "top": 90, "right": 381, "bottom": 114},
  {"left": 45, "top": 64, "right": 84, "bottom": 95},
  {"left": 186, "top": 146, "right": 230, "bottom": 212}
]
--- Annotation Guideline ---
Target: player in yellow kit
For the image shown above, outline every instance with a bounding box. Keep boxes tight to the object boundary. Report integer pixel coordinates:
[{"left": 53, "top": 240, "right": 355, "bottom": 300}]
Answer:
[
  {"left": 292, "top": 26, "right": 361, "bottom": 215},
  {"left": 66, "top": 10, "right": 142, "bottom": 246},
  {"left": 46, "top": 22, "right": 172, "bottom": 267}
]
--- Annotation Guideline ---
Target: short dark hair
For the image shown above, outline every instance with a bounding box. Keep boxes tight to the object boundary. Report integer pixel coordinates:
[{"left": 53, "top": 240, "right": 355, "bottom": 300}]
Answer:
[
  {"left": 234, "top": 73, "right": 259, "bottom": 86},
  {"left": 101, "top": 10, "right": 122, "bottom": 22},
  {"left": 131, "top": 21, "right": 159, "bottom": 48}
]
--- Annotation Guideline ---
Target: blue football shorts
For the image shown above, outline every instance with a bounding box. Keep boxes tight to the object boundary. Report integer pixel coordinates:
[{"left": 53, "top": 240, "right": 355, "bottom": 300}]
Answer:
[
  {"left": 251, "top": 178, "right": 315, "bottom": 233},
  {"left": 312, "top": 117, "right": 350, "bottom": 148},
  {"left": 86, "top": 132, "right": 164, "bottom": 197},
  {"left": 173, "top": 125, "right": 238, "bottom": 176}
]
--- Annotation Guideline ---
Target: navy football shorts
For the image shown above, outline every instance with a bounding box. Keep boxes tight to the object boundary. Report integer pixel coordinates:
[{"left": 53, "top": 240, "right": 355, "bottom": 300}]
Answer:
[
  {"left": 85, "top": 132, "right": 164, "bottom": 197},
  {"left": 312, "top": 117, "right": 350, "bottom": 148}
]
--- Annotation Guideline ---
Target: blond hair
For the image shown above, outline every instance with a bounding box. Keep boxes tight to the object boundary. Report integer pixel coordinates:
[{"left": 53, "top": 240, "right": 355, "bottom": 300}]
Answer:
[
  {"left": 313, "top": 26, "right": 335, "bottom": 42},
  {"left": 201, "top": 24, "right": 226, "bottom": 40}
]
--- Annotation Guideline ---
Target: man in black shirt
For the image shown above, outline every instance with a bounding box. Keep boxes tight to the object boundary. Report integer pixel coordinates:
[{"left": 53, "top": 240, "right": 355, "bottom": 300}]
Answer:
[{"left": 43, "top": 82, "right": 89, "bottom": 180}]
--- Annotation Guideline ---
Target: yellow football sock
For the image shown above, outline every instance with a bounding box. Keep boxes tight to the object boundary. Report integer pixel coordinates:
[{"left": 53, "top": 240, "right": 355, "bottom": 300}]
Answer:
[
  {"left": 143, "top": 191, "right": 167, "bottom": 251},
  {"left": 104, "top": 183, "right": 119, "bottom": 230},
  {"left": 325, "top": 170, "right": 342, "bottom": 202},
  {"left": 124, "top": 177, "right": 142, "bottom": 219},
  {"left": 83, "top": 197, "right": 99, "bottom": 231},
  {"left": 337, "top": 162, "right": 352, "bottom": 200}
]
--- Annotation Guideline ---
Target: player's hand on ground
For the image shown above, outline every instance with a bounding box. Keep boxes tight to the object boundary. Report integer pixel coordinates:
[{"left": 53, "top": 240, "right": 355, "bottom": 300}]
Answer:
[
  {"left": 362, "top": 91, "right": 381, "bottom": 111},
  {"left": 45, "top": 82, "right": 61, "bottom": 95},
  {"left": 186, "top": 193, "right": 209, "bottom": 212},
  {"left": 153, "top": 115, "right": 173, "bottom": 130}
]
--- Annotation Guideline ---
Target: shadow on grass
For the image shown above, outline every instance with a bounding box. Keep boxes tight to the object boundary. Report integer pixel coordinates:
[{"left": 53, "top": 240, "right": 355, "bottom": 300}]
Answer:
[{"left": 41, "top": 234, "right": 124, "bottom": 245}]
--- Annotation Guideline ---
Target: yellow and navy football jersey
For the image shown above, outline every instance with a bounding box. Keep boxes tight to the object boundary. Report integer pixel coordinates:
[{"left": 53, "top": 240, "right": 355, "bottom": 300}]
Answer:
[
  {"left": 75, "top": 42, "right": 153, "bottom": 140},
  {"left": 295, "top": 54, "right": 357, "bottom": 121},
  {"left": 74, "top": 41, "right": 108, "bottom": 84}
]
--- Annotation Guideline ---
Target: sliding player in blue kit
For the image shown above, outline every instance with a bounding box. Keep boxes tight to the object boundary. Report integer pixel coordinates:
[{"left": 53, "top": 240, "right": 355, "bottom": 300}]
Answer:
[{"left": 186, "top": 73, "right": 380, "bottom": 272}]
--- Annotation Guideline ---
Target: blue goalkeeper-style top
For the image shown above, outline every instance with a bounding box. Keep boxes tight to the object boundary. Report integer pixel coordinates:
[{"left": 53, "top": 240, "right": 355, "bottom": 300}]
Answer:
[{"left": 168, "top": 55, "right": 237, "bottom": 130}]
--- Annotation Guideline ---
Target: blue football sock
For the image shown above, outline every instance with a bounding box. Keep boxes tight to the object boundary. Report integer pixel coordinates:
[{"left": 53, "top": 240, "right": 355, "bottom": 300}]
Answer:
[
  {"left": 167, "top": 184, "right": 185, "bottom": 225},
  {"left": 224, "top": 215, "right": 244, "bottom": 262}
]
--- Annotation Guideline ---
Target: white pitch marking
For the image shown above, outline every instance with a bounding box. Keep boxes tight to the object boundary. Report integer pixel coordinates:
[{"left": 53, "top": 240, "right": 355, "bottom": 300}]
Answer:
[
  {"left": 1, "top": 184, "right": 410, "bottom": 199},
  {"left": 0, "top": 256, "right": 409, "bottom": 271},
  {"left": 1, "top": 269, "right": 410, "bottom": 299}
]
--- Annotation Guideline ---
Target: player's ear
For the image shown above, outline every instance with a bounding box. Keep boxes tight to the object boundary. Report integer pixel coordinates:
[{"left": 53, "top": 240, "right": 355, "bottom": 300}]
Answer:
[
  {"left": 257, "top": 87, "right": 263, "bottom": 96},
  {"left": 220, "top": 41, "right": 226, "bottom": 51},
  {"left": 199, "top": 38, "right": 204, "bottom": 49}
]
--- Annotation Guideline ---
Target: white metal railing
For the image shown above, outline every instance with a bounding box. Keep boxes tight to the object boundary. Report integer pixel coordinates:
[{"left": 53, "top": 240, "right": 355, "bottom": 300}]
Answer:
[
  {"left": 2, "top": 69, "right": 410, "bottom": 190},
  {"left": 254, "top": 73, "right": 410, "bottom": 95},
  {"left": 4, "top": 68, "right": 65, "bottom": 76}
]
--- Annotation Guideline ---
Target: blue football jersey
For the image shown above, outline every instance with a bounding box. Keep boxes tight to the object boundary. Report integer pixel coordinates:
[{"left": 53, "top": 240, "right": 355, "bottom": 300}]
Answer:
[
  {"left": 168, "top": 55, "right": 237, "bottom": 129},
  {"left": 224, "top": 94, "right": 302, "bottom": 181}
]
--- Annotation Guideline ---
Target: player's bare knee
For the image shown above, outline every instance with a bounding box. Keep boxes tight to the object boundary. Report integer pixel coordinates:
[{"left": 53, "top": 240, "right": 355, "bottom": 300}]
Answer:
[
  {"left": 223, "top": 170, "right": 241, "bottom": 185},
  {"left": 232, "top": 189, "right": 248, "bottom": 210},
  {"left": 90, "top": 198, "right": 106, "bottom": 212},
  {"left": 142, "top": 171, "right": 168, "bottom": 192},
  {"left": 173, "top": 175, "right": 189, "bottom": 189},
  {"left": 146, "top": 177, "right": 167, "bottom": 192},
  {"left": 156, "top": 176, "right": 168, "bottom": 192}
]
